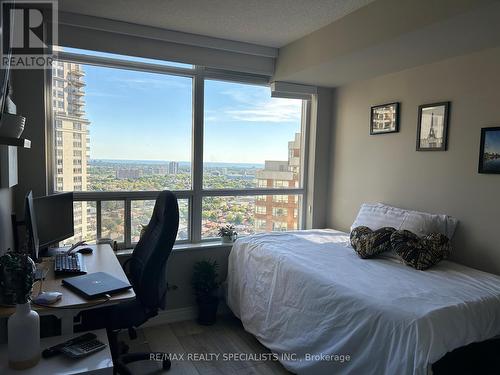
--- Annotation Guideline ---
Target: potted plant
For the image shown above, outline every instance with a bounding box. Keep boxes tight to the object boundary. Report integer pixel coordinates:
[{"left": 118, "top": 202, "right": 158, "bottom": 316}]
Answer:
[
  {"left": 191, "top": 259, "right": 220, "bottom": 325},
  {"left": 218, "top": 224, "right": 237, "bottom": 243}
]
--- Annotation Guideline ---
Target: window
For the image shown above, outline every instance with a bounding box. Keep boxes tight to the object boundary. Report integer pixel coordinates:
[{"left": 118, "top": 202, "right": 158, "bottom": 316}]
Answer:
[
  {"left": 272, "top": 221, "right": 287, "bottom": 231},
  {"left": 255, "top": 219, "right": 266, "bottom": 230},
  {"left": 257, "top": 180, "right": 268, "bottom": 188},
  {"left": 255, "top": 206, "right": 266, "bottom": 215},
  {"left": 272, "top": 207, "right": 287, "bottom": 217},
  {"left": 273, "top": 195, "right": 288, "bottom": 203},
  {"left": 51, "top": 48, "right": 307, "bottom": 248},
  {"left": 273, "top": 180, "right": 288, "bottom": 188},
  {"left": 203, "top": 80, "right": 303, "bottom": 190}
]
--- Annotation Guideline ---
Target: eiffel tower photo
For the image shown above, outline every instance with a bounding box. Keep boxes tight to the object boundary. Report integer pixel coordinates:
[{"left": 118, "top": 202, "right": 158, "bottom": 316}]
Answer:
[{"left": 417, "top": 102, "right": 449, "bottom": 151}]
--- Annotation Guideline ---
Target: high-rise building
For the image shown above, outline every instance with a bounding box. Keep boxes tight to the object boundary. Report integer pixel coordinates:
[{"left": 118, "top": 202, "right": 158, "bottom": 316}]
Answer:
[
  {"left": 52, "top": 59, "right": 93, "bottom": 243},
  {"left": 168, "top": 161, "right": 179, "bottom": 175},
  {"left": 255, "top": 133, "right": 301, "bottom": 232}
]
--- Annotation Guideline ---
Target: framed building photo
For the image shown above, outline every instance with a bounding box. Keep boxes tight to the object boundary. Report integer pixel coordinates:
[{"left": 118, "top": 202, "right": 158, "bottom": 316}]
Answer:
[
  {"left": 416, "top": 102, "right": 450, "bottom": 151},
  {"left": 478, "top": 127, "right": 500, "bottom": 174},
  {"left": 370, "top": 102, "right": 400, "bottom": 135}
]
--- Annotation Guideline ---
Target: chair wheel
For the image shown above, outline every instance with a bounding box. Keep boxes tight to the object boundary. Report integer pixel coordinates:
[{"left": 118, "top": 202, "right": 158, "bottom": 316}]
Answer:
[
  {"left": 162, "top": 358, "right": 171, "bottom": 370},
  {"left": 128, "top": 328, "right": 138, "bottom": 340}
]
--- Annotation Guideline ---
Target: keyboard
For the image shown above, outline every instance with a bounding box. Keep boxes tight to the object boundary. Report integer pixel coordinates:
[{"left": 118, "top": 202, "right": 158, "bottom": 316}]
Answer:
[{"left": 54, "top": 253, "right": 87, "bottom": 275}]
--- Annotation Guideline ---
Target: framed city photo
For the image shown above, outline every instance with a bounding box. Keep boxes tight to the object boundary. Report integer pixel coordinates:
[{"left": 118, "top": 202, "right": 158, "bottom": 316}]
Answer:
[
  {"left": 416, "top": 102, "right": 450, "bottom": 151},
  {"left": 370, "top": 102, "right": 400, "bottom": 135},
  {"left": 478, "top": 127, "right": 500, "bottom": 174}
]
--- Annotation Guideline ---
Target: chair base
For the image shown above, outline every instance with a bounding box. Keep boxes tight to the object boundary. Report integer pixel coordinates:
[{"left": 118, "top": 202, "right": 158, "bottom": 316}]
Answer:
[
  {"left": 115, "top": 352, "right": 171, "bottom": 375},
  {"left": 107, "top": 328, "right": 171, "bottom": 374}
]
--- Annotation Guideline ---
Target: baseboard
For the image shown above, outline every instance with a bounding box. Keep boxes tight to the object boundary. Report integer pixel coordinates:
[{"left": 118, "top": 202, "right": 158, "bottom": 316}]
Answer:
[{"left": 142, "top": 302, "right": 232, "bottom": 328}]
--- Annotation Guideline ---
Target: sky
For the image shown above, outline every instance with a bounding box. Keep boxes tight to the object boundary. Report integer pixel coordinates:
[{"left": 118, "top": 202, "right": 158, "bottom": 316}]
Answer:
[
  {"left": 484, "top": 129, "right": 500, "bottom": 154},
  {"left": 76, "top": 52, "right": 302, "bottom": 164}
]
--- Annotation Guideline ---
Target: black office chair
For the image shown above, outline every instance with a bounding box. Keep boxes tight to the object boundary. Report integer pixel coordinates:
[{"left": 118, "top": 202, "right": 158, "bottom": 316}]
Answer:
[{"left": 106, "top": 190, "right": 179, "bottom": 374}]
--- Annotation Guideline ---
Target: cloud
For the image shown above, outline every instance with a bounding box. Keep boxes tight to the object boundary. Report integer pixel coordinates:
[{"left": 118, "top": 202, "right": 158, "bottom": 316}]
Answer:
[
  {"left": 226, "top": 99, "right": 302, "bottom": 122},
  {"left": 215, "top": 89, "right": 302, "bottom": 123}
]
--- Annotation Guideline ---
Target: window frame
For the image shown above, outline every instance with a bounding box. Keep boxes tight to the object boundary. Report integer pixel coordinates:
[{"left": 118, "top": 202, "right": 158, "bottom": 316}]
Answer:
[{"left": 47, "top": 49, "right": 310, "bottom": 248}]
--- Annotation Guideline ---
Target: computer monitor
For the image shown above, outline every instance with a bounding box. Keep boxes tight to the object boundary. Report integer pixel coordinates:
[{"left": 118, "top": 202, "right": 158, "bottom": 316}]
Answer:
[
  {"left": 24, "top": 191, "right": 40, "bottom": 261},
  {"left": 33, "top": 192, "right": 74, "bottom": 249}
]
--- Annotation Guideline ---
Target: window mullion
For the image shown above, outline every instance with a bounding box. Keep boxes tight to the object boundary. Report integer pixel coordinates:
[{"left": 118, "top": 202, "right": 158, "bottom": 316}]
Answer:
[
  {"left": 124, "top": 198, "right": 132, "bottom": 249},
  {"left": 191, "top": 69, "right": 204, "bottom": 243},
  {"left": 301, "top": 100, "right": 311, "bottom": 230},
  {"left": 96, "top": 200, "right": 102, "bottom": 240}
]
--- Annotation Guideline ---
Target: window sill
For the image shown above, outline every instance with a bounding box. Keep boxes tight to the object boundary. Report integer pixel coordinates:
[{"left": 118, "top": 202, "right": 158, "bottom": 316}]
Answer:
[{"left": 115, "top": 240, "right": 233, "bottom": 258}]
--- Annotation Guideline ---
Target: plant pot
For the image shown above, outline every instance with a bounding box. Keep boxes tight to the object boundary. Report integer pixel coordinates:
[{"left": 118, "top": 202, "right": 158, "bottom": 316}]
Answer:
[
  {"left": 221, "top": 235, "right": 233, "bottom": 243},
  {"left": 221, "top": 234, "right": 238, "bottom": 243},
  {"left": 0, "top": 113, "right": 26, "bottom": 138},
  {"left": 196, "top": 296, "right": 219, "bottom": 325}
]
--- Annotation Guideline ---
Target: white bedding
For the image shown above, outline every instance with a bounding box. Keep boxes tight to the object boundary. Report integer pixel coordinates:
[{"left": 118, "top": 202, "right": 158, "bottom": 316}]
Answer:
[{"left": 227, "top": 229, "right": 500, "bottom": 375}]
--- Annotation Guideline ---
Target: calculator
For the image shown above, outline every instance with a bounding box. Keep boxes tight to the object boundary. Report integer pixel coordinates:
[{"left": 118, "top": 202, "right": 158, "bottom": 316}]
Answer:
[{"left": 60, "top": 338, "right": 107, "bottom": 359}]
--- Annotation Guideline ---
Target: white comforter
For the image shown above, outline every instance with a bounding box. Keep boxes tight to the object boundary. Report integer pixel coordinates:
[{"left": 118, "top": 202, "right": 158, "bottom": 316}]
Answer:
[{"left": 227, "top": 229, "right": 500, "bottom": 375}]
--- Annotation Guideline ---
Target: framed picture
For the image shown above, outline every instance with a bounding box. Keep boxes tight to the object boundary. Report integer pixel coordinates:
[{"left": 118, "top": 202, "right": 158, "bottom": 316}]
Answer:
[
  {"left": 370, "top": 102, "right": 400, "bottom": 135},
  {"left": 416, "top": 102, "right": 450, "bottom": 151},
  {"left": 478, "top": 127, "right": 500, "bottom": 174}
]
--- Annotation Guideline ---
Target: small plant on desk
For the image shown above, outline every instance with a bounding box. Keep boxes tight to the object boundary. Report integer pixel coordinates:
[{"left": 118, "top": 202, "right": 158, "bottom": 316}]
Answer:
[{"left": 191, "top": 259, "right": 220, "bottom": 325}]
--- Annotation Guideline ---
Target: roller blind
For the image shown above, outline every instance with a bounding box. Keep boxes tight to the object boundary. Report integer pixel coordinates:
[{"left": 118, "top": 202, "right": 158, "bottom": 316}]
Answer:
[{"left": 57, "top": 12, "right": 277, "bottom": 76}]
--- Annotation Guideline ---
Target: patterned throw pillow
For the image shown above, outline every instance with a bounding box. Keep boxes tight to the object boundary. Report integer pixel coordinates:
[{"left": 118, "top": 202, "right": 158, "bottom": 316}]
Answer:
[
  {"left": 350, "top": 226, "right": 396, "bottom": 259},
  {"left": 390, "top": 230, "right": 452, "bottom": 270}
]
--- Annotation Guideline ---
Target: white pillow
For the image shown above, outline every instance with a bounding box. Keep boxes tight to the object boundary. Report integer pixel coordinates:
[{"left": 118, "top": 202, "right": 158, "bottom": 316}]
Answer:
[{"left": 351, "top": 203, "right": 458, "bottom": 239}]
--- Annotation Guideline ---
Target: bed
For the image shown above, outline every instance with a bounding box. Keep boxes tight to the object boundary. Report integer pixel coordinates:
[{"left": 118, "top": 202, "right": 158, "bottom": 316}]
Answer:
[{"left": 227, "top": 229, "right": 500, "bottom": 375}]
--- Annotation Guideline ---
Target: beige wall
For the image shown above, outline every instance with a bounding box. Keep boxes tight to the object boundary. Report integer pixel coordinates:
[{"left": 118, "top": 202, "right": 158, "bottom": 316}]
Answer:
[
  {"left": 118, "top": 245, "right": 232, "bottom": 310},
  {"left": 327, "top": 46, "right": 500, "bottom": 275}
]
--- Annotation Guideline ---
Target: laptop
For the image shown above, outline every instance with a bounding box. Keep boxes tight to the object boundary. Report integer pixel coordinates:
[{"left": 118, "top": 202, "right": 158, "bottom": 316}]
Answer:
[{"left": 62, "top": 272, "right": 132, "bottom": 299}]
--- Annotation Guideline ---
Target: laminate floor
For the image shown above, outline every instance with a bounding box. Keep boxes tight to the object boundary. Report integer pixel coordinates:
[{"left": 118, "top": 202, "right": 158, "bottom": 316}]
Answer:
[{"left": 118, "top": 314, "right": 292, "bottom": 375}]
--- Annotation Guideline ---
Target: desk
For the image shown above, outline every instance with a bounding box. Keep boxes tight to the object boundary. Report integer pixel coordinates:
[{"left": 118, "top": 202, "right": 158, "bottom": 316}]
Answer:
[
  {"left": 0, "top": 329, "right": 113, "bottom": 375},
  {"left": 0, "top": 244, "right": 135, "bottom": 334}
]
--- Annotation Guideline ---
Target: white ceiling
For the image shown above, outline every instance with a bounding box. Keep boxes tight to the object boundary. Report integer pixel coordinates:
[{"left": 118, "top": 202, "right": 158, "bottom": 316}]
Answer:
[{"left": 59, "top": 0, "right": 375, "bottom": 47}]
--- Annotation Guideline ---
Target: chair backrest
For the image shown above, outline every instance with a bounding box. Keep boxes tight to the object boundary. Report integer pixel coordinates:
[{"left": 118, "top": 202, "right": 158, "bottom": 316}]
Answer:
[{"left": 128, "top": 190, "right": 179, "bottom": 310}]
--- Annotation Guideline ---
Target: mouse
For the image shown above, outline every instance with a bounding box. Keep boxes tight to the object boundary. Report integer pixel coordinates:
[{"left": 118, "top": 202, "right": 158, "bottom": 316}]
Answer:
[
  {"left": 33, "top": 291, "right": 62, "bottom": 305},
  {"left": 77, "top": 247, "right": 93, "bottom": 254}
]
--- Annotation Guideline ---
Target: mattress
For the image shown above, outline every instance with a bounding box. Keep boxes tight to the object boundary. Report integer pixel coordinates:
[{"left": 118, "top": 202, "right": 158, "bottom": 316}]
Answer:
[{"left": 227, "top": 229, "right": 500, "bottom": 375}]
